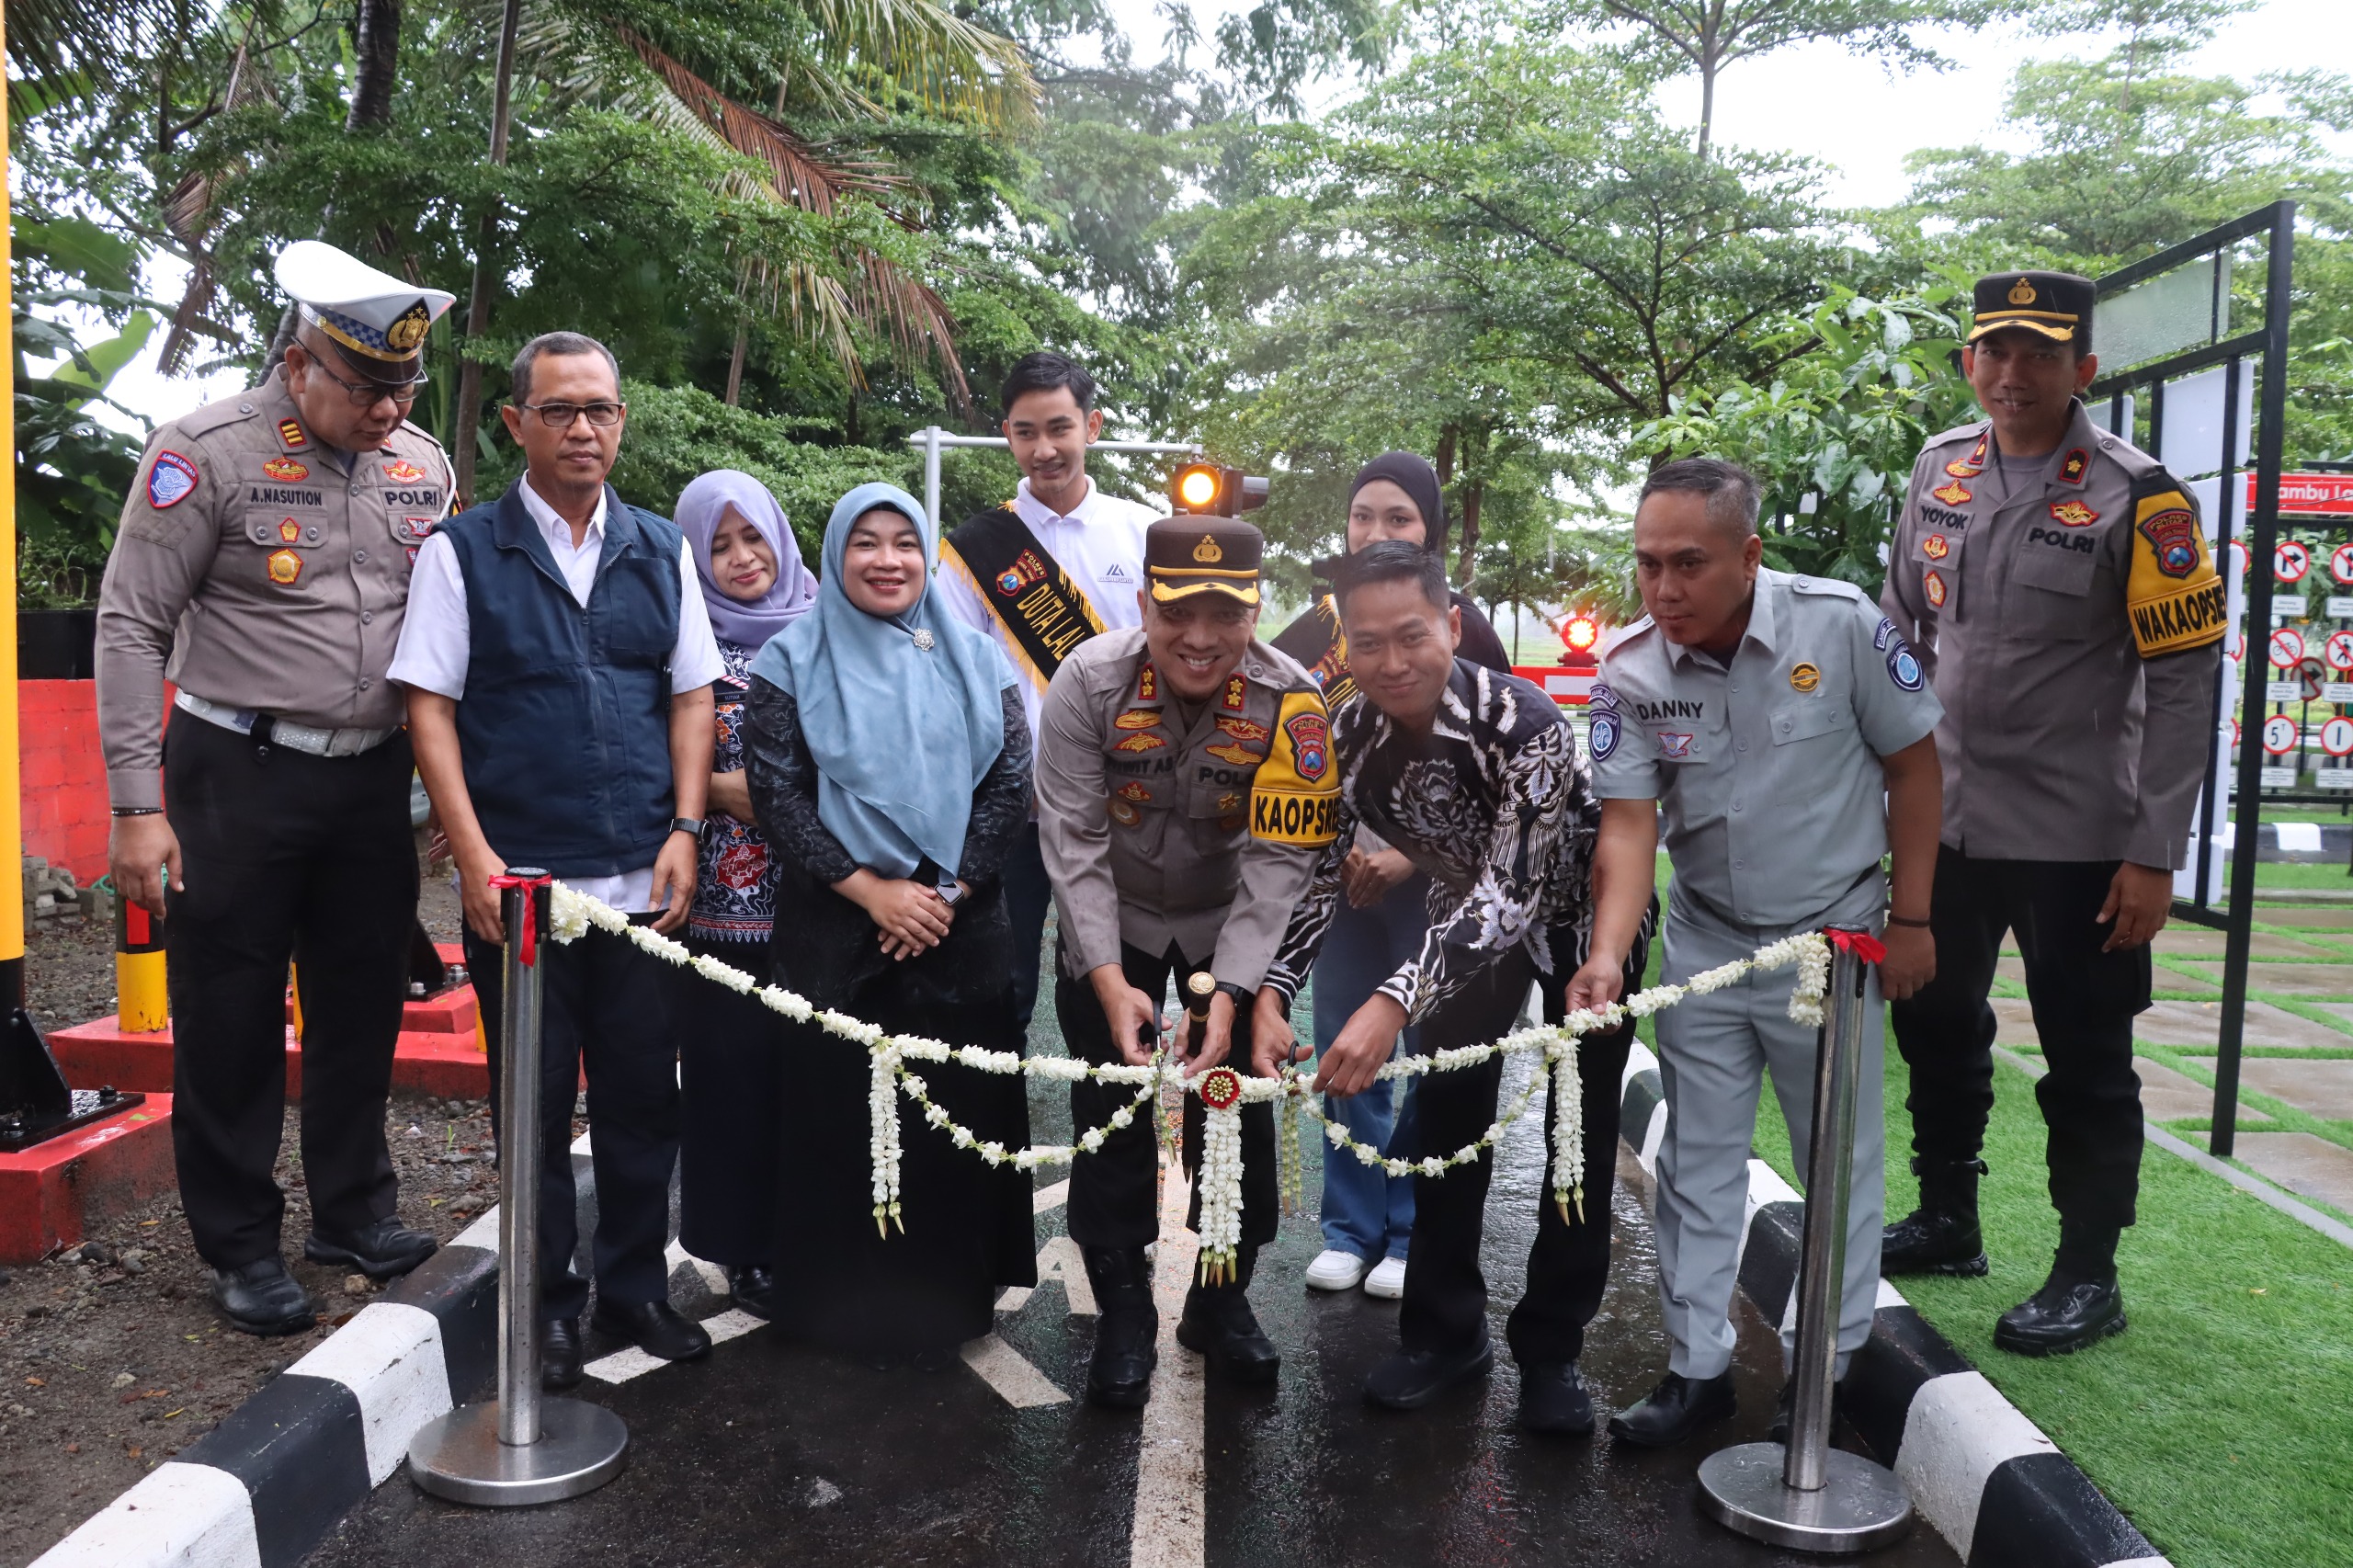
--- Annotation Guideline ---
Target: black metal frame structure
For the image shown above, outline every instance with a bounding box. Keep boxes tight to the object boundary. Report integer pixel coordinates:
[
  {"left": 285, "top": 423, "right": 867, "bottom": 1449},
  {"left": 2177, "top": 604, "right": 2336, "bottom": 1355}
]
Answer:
[{"left": 2086, "top": 200, "right": 2294, "bottom": 1156}]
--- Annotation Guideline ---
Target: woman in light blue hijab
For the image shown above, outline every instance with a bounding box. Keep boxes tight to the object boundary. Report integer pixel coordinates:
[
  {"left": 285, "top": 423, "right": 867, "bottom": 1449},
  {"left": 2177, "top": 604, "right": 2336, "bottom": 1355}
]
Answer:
[{"left": 742, "top": 482, "right": 1038, "bottom": 1367}]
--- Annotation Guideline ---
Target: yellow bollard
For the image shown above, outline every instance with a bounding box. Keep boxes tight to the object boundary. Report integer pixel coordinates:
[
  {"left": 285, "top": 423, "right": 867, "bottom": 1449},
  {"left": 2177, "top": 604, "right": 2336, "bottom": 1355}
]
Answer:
[{"left": 114, "top": 891, "right": 168, "bottom": 1033}]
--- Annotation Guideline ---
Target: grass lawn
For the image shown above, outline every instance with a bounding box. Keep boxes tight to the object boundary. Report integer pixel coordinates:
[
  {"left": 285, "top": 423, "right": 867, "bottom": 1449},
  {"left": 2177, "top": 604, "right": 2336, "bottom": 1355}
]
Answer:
[
  {"left": 1745, "top": 1049, "right": 2353, "bottom": 1568},
  {"left": 2249, "top": 858, "right": 2353, "bottom": 890}
]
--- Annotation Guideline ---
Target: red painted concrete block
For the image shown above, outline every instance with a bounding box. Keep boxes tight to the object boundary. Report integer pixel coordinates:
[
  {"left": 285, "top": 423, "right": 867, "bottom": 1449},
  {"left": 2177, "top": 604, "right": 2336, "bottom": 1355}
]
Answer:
[
  {"left": 0, "top": 1096, "right": 177, "bottom": 1265},
  {"left": 51, "top": 993, "right": 489, "bottom": 1102}
]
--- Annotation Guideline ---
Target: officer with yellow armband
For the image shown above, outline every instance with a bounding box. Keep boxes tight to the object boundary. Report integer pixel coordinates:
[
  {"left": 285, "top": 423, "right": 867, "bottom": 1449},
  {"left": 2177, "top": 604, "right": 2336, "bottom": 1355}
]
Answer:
[
  {"left": 1037, "top": 517, "right": 1340, "bottom": 1408},
  {"left": 1878, "top": 270, "right": 2226, "bottom": 1356}
]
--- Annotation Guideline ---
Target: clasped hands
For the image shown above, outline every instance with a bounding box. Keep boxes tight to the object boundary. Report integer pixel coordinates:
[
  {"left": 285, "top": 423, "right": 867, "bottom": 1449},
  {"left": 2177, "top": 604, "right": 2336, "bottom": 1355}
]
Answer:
[{"left": 837, "top": 869, "right": 968, "bottom": 960}]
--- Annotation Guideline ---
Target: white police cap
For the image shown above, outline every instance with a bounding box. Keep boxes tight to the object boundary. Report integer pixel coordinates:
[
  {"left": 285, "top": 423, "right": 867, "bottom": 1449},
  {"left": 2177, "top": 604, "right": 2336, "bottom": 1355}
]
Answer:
[{"left": 273, "top": 240, "right": 455, "bottom": 368}]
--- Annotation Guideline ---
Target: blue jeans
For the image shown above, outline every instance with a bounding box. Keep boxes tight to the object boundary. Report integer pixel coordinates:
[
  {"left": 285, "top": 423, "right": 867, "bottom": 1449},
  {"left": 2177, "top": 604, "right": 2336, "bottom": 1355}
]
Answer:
[{"left": 1312, "top": 874, "right": 1428, "bottom": 1263}]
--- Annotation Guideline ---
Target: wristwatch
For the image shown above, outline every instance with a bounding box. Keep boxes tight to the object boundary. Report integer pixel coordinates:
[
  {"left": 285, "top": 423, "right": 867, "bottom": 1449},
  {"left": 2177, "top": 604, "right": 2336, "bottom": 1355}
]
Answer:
[
  {"left": 936, "top": 878, "right": 969, "bottom": 908},
  {"left": 1213, "top": 981, "right": 1254, "bottom": 1007},
  {"left": 668, "top": 817, "right": 706, "bottom": 840}
]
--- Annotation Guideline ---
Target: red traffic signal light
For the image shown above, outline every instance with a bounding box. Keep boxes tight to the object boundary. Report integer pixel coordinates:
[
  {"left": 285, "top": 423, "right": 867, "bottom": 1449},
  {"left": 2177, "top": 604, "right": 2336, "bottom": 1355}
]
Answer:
[
  {"left": 1563, "top": 614, "right": 1600, "bottom": 653},
  {"left": 1170, "top": 461, "right": 1269, "bottom": 517}
]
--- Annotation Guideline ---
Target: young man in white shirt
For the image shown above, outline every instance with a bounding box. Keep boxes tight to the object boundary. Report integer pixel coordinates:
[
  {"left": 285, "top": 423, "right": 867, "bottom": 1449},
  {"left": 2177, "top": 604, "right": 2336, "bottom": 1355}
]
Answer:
[
  {"left": 934, "top": 351, "right": 1160, "bottom": 1038},
  {"left": 392, "top": 332, "right": 721, "bottom": 1390}
]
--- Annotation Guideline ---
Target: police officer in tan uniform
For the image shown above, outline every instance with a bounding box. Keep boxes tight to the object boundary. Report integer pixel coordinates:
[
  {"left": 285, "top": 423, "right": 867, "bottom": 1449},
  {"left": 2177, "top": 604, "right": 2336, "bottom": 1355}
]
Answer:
[
  {"left": 1038, "top": 517, "right": 1340, "bottom": 1407},
  {"left": 97, "top": 242, "right": 457, "bottom": 1335},
  {"left": 1878, "top": 271, "right": 2225, "bottom": 1356}
]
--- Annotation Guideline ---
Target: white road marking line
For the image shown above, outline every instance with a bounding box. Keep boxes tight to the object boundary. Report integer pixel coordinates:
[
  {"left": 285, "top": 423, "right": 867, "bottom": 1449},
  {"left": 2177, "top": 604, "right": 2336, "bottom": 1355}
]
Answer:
[
  {"left": 699, "top": 1309, "right": 767, "bottom": 1346},
  {"left": 961, "top": 1333, "right": 1072, "bottom": 1408},
  {"left": 1033, "top": 1178, "right": 1071, "bottom": 1213},
  {"left": 584, "top": 1345, "right": 668, "bottom": 1385},
  {"left": 1035, "top": 1234, "right": 1098, "bottom": 1314},
  {"left": 665, "top": 1237, "right": 731, "bottom": 1296},
  {"left": 995, "top": 1286, "right": 1034, "bottom": 1312},
  {"left": 1130, "top": 1162, "right": 1205, "bottom": 1568}
]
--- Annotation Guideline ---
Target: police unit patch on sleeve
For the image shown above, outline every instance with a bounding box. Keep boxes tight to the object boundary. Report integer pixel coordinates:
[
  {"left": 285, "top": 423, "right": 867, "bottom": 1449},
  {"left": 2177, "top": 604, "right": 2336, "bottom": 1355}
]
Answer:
[
  {"left": 1587, "top": 680, "right": 1620, "bottom": 712},
  {"left": 1250, "top": 689, "right": 1342, "bottom": 846},
  {"left": 1884, "top": 630, "right": 1925, "bottom": 692},
  {"left": 146, "top": 450, "right": 199, "bottom": 509},
  {"left": 2125, "top": 481, "right": 2227, "bottom": 657},
  {"left": 1872, "top": 617, "right": 1896, "bottom": 652},
  {"left": 1588, "top": 713, "right": 1620, "bottom": 761}
]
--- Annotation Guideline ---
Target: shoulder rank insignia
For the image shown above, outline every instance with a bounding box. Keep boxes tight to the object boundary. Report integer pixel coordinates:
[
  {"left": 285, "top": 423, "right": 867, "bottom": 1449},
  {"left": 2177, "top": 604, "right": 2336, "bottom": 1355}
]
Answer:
[
  {"left": 1114, "top": 733, "right": 1165, "bottom": 754},
  {"left": 278, "top": 418, "right": 309, "bottom": 449},
  {"left": 1924, "top": 569, "right": 1949, "bottom": 609},
  {"left": 1206, "top": 740, "right": 1261, "bottom": 766},
  {"left": 1945, "top": 433, "right": 1988, "bottom": 479},
  {"left": 2060, "top": 449, "right": 2089, "bottom": 485},
  {"left": 1930, "top": 480, "right": 1973, "bottom": 506},
  {"left": 1222, "top": 674, "right": 1247, "bottom": 711},
  {"left": 1923, "top": 533, "right": 1950, "bottom": 560},
  {"left": 2050, "top": 500, "right": 2099, "bottom": 528},
  {"left": 1135, "top": 664, "right": 1157, "bottom": 702},
  {"left": 262, "top": 457, "right": 309, "bottom": 483},
  {"left": 382, "top": 459, "right": 426, "bottom": 483},
  {"left": 266, "top": 548, "right": 303, "bottom": 585},
  {"left": 1114, "top": 709, "right": 1160, "bottom": 731},
  {"left": 146, "top": 450, "right": 199, "bottom": 509},
  {"left": 1216, "top": 716, "right": 1269, "bottom": 744}
]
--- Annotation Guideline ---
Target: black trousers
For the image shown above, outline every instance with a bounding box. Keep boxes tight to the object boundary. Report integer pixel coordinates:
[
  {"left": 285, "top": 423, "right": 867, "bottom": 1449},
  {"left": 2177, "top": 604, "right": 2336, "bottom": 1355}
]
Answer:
[
  {"left": 1057, "top": 941, "right": 1278, "bottom": 1253},
  {"left": 163, "top": 718, "right": 419, "bottom": 1270},
  {"left": 678, "top": 935, "right": 780, "bottom": 1268},
  {"left": 1397, "top": 948, "right": 1637, "bottom": 1365},
  {"left": 468, "top": 922, "right": 683, "bottom": 1320},
  {"left": 1890, "top": 846, "right": 2151, "bottom": 1230},
  {"left": 1004, "top": 823, "right": 1053, "bottom": 1035}
]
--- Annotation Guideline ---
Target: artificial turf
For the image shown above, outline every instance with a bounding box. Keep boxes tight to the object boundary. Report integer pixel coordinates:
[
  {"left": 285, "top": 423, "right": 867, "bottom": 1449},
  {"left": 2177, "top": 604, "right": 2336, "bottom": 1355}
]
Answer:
[{"left": 1745, "top": 1047, "right": 2353, "bottom": 1568}]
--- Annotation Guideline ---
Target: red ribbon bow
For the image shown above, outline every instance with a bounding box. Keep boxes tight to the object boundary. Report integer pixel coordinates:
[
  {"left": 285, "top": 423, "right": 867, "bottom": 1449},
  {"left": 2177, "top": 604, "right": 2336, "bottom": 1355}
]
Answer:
[
  {"left": 1826, "top": 928, "right": 1889, "bottom": 965},
  {"left": 487, "top": 873, "right": 553, "bottom": 967}
]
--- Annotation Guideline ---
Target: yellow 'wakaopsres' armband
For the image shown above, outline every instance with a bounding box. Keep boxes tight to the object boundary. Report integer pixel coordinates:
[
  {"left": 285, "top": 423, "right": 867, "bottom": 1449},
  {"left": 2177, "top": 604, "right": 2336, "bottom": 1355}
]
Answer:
[
  {"left": 1250, "top": 689, "right": 1342, "bottom": 846},
  {"left": 2125, "top": 478, "right": 2227, "bottom": 657}
]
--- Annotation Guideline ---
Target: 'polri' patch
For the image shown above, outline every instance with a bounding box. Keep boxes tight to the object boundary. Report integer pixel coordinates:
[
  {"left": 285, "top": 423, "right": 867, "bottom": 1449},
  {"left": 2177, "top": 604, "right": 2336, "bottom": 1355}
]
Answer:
[{"left": 146, "top": 450, "right": 199, "bottom": 509}]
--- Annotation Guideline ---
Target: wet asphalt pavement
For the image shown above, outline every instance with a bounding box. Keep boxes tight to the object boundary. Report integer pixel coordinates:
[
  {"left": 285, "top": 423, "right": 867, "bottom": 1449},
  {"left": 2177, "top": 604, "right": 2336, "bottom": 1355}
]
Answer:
[{"left": 303, "top": 1048, "right": 1960, "bottom": 1568}]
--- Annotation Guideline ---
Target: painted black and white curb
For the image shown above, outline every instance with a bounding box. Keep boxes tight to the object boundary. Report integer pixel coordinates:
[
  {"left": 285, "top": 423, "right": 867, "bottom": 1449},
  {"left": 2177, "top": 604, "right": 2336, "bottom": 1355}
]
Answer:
[{"left": 1617, "top": 1040, "right": 2171, "bottom": 1568}]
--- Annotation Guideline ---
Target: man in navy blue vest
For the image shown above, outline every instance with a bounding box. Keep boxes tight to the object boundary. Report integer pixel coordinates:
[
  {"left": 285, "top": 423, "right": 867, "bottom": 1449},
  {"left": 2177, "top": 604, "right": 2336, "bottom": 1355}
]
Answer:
[{"left": 392, "top": 331, "right": 722, "bottom": 1387}]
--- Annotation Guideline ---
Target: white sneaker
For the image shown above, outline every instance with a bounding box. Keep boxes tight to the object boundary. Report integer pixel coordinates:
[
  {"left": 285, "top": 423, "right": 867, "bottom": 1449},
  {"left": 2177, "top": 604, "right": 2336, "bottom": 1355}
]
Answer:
[
  {"left": 1305, "top": 1248, "right": 1370, "bottom": 1291},
  {"left": 1362, "top": 1256, "right": 1407, "bottom": 1299}
]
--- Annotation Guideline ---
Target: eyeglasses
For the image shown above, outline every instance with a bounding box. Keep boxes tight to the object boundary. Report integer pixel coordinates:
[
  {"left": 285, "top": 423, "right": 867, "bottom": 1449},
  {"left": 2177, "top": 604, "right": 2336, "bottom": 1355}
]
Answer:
[
  {"left": 516, "top": 401, "right": 626, "bottom": 429},
  {"left": 305, "top": 354, "right": 426, "bottom": 408}
]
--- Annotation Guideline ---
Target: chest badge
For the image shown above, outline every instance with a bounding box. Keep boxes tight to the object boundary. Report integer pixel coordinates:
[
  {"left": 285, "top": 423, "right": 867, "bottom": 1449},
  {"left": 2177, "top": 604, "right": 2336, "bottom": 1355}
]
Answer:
[
  {"left": 1206, "top": 740, "right": 1261, "bottom": 767},
  {"left": 1924, "top": 569, "right": 1949, "bottom": 609},
  {"left": 1216, "top": 792, "right": 1243, "bottom": 812},
  {"left": 1931, "top": 480, "right": 1973, "bottom": 506},
  {"left": 1789, "top": 662, "right": 1821, "bottom": 693},
  {"left": 1114, "top": 709, "right": 1160, "bottom": 731},
  {"left": 2060, "top": 448, "right": 2089, "bottom": 485},
  {"left": 400, "top": 516, "right": 436, "bottom": 542},
  {"left": 278, "top": 418, "right": 308, "bottom": 450},
  {"left": 1114, "top": 732, "right": 1165, "bottom": 754},
  {"left": 382, "top": 458, "right": 427, "bottom": 483},
  {"left": 262, "top": 457, "right": 310, "bottom": 483},
  {"left": 1216, "top": 715, "right": 1269, "bottom": 744},
  {"left": 266, "top": 549, "right": 303, "bottom": 585},
  {"left": 1108, "top": 797, "right": 1142, "bottom": 827},
  {"left": 1923, "top": 533, "right": 1950, "bottom": 560},
  {"left": 2138, "top": 507, "right": 2201, "bottom": 578},
  {"left": 2050, "top": 499, "right": 2099, "bottom": 528},
  {"left": 1115, "top": 780, "right": 1152, "bottom": 804},
  {"left": 1656, "top": 733, "right": 1694, "bottom": 760},
  {"left": 277, "top": 518, "right": 301, "bottom": 544}
]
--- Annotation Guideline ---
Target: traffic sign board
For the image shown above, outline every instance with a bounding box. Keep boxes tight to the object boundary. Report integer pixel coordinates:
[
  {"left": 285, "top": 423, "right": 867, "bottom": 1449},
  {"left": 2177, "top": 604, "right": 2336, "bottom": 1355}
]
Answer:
[
  {"left": 2328, "top": 631, "right": 2353, "bottom": 672},
  {"left": 2264, "top": 714, "right": 2302, "bottom": 755},
  {"left": 2278, "top": 540, "right": 2313, "bottom": 583},
  {"left": 2304, "top": 658, "right": 2329, "bottom": 703},
  {"left": 2323, "top": 718, "right": 2353, "bottom": 757},
  {"left": 2333, "top": 543, "right": 2353, "bottom": 585},
  {"left": 2252, "top": 472, "right": 2353, "bottom": 517},
  {"left": 2271, "top": 627, "right": 2306, "bottom": 668}
]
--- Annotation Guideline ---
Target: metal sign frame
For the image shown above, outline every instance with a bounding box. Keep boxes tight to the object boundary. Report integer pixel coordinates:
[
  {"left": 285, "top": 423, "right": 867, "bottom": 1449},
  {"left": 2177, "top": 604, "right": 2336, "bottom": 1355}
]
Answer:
[{"left": 2086, "top": 199, "right": 2295, "bottom": 1156}]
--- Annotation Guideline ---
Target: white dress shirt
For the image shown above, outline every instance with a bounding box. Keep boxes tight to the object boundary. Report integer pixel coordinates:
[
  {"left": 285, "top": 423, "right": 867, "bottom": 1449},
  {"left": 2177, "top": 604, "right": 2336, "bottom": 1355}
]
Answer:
[
  {"left": 932, "top": 474, "right": 1161, "bottom": 744},
  {"left": 389, "top": 474, "right": 724, "bottom": 912}
]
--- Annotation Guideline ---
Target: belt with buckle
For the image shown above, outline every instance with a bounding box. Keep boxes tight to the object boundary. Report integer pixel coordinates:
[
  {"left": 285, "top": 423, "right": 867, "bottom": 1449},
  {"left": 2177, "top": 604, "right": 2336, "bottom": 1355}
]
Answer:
[{"left": 175, "top": 691, "right": 399, "bottom": 758}]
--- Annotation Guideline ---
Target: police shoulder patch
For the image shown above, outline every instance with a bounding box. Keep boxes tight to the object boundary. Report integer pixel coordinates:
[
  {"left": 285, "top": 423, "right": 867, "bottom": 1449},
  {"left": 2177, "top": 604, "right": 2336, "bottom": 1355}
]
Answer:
[
  {"left": 1250, "top": 688, "right": 1342, "bottom": 846},
  {"left": 1588, "top": 712, "right": 1620, "bottom": 762},
  {"left": 146, "top": 450, "right": 199, "bottom": 509},
  {"left": 2125, "top": 478, "right": 2223, "bottom": 657},
  {"left": 1885, "top": 637, "right": 1924, "bottom": 693}
]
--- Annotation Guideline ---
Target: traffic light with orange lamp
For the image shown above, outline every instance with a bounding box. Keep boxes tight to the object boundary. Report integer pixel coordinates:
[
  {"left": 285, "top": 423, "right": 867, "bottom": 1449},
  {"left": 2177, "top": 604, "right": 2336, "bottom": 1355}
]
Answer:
[
  {"left": 1559, "top": 610, "right": 1603, "bottom": 672},
  {"left": 1169, "top": 460, "right": 1269, "bottom": 518}
]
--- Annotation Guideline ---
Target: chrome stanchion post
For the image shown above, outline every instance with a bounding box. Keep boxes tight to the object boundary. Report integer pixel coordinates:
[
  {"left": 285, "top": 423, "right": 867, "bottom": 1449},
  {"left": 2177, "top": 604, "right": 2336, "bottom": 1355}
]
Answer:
[
  {"left": 408, "top": 869, "right": 629, "bottom": 1506},
  {"left": 1697, "top": 926, "right": 1913, "bottom": 1552}
]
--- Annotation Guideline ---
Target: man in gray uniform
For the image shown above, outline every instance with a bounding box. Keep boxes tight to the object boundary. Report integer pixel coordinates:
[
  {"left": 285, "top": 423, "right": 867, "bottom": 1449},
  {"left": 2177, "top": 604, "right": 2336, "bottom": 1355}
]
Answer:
[
  {"left": 1879, "top": 271, "right": 2225, "bottom": 1355},
  {"left": 97, "top": 242, "right": 455, "bottom": 1335},
  {"left": 1038, "top": 516, "right": 1340, "bottom": 1407},
  {"left": 1574, "top": 458, "right": 1944, "bottom": 1448}
]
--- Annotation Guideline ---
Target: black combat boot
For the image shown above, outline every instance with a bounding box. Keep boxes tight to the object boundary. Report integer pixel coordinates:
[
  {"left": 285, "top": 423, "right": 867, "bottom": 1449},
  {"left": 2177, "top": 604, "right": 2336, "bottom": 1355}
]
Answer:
[
  {"left": 1081, "top": 1244, "right": 1159, "bottom": 1407},
  {"left": 1880, "top": 1156, "right": 1989, "bottom": 1277},
  {"left": 1175, "top": 1245, "right": 1279, "bottom": 1385},
  {"left": 1994, "top": 1219, "right": 2126, "bottom": 1357}
]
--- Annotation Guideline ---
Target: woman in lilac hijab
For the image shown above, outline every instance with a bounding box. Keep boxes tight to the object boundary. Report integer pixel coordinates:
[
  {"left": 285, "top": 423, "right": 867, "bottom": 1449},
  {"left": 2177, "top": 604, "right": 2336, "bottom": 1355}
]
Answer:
[{"left": 671, "top": 470, "right": 816, "bottom": 1322}]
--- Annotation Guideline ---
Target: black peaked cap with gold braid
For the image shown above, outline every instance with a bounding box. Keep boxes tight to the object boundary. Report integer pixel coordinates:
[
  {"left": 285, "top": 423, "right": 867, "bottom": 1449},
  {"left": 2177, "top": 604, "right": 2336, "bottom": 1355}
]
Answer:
[
  {"left": 1968, "top": 269, "right": 2095, "bottom": 348},
  {"left": 1148, "top": 517, "right": 1262, "bottom": 605}
]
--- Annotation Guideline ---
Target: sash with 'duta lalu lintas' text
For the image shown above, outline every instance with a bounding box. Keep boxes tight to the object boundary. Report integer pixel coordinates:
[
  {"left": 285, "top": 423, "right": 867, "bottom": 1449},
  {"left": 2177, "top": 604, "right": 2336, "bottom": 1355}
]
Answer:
[
  {"left": 939, "top": 505, "right": 1108, "bottom": 691},
  {"left": 1271, "top": 595, "right": 1358, "bottom": 710}
]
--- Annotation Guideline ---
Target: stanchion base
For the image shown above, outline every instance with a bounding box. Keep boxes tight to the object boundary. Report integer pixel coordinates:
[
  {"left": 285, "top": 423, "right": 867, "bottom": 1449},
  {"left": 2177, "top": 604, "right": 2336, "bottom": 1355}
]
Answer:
[
  {"left": 1697, "top": 1442, "right": 1914, "bottom": 1554},
  {"left": 406, "top": 1397, "right": 629, "bottom": 1507}
]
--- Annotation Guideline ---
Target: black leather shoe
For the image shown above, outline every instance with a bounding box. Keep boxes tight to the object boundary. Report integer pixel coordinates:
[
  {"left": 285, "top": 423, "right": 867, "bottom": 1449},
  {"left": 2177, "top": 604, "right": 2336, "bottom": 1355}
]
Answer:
[
  {"left": 727, "top": 1266, "right": 778, "bottom": 1322},
  {"left": 1606, "top": 1370, "right": 1737, "bottom": 1448},
  {"left": 1364, "top": 1338, "right": 1495, "bottom": 1410},
  {"left": 1518, "top": 1361, "right": 1595, "bottom": 1435},
  {"left": 304, "top": 1218, "right": 438, "bottom": 1280},
  {"left": 541, "top": 1317, "right": 584, "bottom": 1391},
  {"left": 1080, "top": 1245, "right": 1158, "bottom": 1408},
  {"left": 1994, "top": 1274, "right": 2126, "bottom": 1357},
  {"left": 591, "top": 1299, "right": 713, "bottom": 1361},
  {"left": 1881, "top": 1158, "right": 1989, "bottom": 1278},
  {"left": 1176, "top": 1289, "right": 1279, "bottom": 1384},
  {"left": 210, "top": 1256, "right": 317, "bottom": 1336}
]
